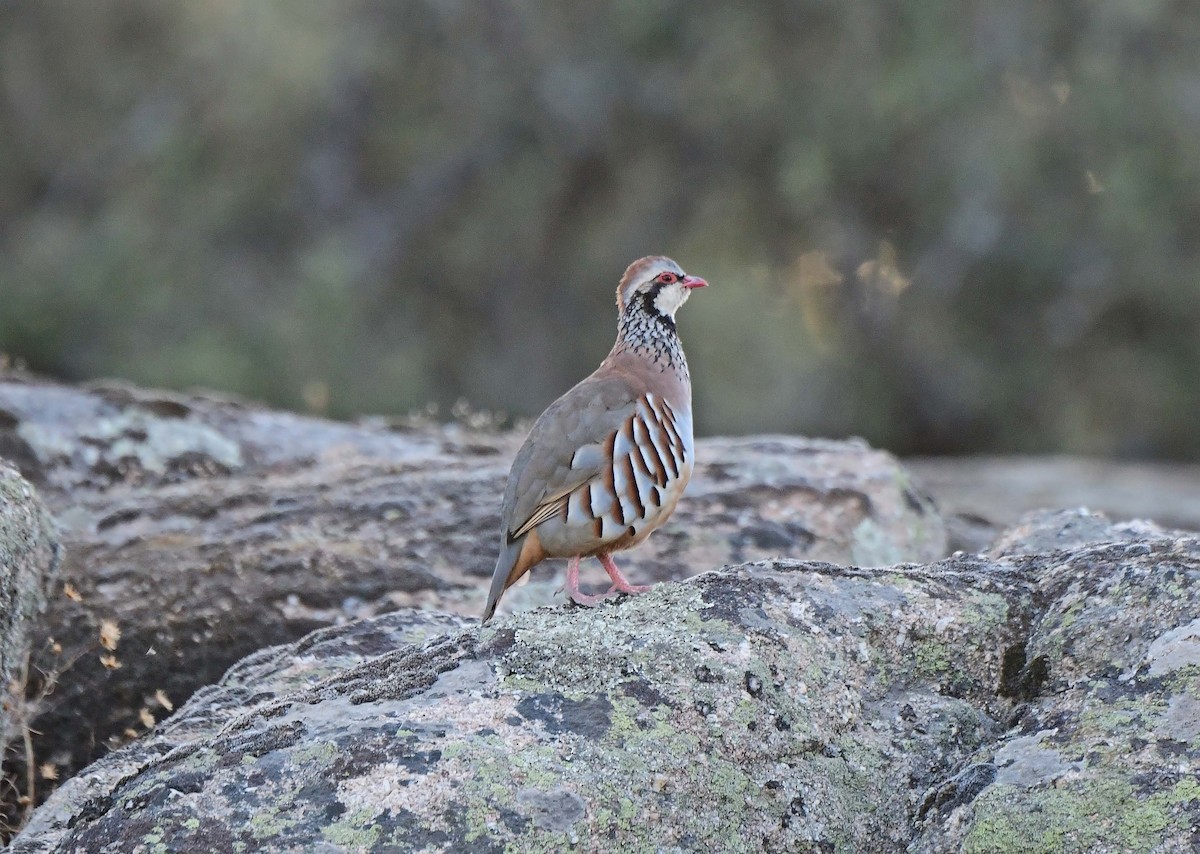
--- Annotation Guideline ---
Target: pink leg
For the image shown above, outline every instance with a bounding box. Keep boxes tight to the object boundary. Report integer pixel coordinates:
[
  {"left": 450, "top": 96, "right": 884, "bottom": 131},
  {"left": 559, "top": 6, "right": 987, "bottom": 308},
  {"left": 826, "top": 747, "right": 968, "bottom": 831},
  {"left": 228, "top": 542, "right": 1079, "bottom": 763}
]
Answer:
[
  {"left": 599, "top": 554, "right": 652, "bottom": 595},
  {"left": 565, "top": 555, "right": 616, "bottom": 607}
]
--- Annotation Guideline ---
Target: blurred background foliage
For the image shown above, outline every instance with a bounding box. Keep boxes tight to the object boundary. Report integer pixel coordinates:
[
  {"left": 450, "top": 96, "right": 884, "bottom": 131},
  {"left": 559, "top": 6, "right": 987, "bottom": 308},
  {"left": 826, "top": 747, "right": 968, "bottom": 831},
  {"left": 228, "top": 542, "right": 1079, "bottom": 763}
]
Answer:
[{"left": 1, "top": 0, "right": 1198, "bottom": 458}]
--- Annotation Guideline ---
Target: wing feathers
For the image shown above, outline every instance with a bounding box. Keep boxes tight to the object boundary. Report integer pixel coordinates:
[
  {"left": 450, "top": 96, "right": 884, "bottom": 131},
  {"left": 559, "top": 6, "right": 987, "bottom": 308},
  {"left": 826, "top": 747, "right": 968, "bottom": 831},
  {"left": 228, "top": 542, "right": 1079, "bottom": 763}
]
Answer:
[
  {"left": 512, "top": 495, "right": 568, "bottom": 540},
  {"left": 501, "top": 371, "right": 691, "bottom": 563}
]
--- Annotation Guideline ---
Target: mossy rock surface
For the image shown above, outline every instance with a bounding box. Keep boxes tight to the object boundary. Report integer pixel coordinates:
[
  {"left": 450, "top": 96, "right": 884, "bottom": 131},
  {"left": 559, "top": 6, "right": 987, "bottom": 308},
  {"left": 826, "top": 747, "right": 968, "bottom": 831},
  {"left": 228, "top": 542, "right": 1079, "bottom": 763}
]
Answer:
[
  {"left": 0, "top": 458, "right": 60, "bottom": 753},
  {"left": 12, "top": 511, "right": 1199, "bottom": 852},
  {"left": 0, "top": 375, "right": 945, "bottom": 792}
]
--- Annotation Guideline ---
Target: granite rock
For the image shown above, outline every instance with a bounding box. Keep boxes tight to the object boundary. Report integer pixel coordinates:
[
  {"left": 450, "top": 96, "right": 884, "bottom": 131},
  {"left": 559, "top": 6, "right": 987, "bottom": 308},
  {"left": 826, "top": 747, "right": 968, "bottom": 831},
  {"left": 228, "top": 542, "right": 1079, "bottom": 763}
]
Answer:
[
  {"left": 0, "top": 457, "right": 61, "bottom": 835},
  {"left": 0, "top": 458, "right": 60, "bottom": 761},
  {"left": 12, "top": 513, "right": 1199, "bottom": 852},
  {"left": 0, "top": 374, "right": 944, "bottom": 811}
]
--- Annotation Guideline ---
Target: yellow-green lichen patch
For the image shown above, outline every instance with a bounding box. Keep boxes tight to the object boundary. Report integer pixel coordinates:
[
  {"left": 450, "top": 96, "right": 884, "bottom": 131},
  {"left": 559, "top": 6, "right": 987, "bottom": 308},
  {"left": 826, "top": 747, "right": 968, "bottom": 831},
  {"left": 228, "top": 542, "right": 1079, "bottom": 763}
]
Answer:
[
  {"left": 912, "top": 639, "right": 953, "bottom": 678},
  {"left": 319, "top": 808, "right": 382, "bottom": 851},
  {"left": 248, "top": 805, "right": 300, "bottom": 840},
  {"left": 289, "top": 739, "right": 338, "bottom": 766},
  {"left": 1162, "top": 668, "right": 1200, "bottom": 700},
  {"left": 137, "top": 829, "right": 170, "bottom": 854},
  {"left": 960, "top": 590, "right": 1010, "bottom": 630},
  {"left": 962, "top": 777, "right": 1192, "bottom": 854},
  {"left": 1078, "top": 694, "right": 1168, "bottom": 742},
  {"left": 1159, "top": 777, "right": 1200, "bottom": 806}
]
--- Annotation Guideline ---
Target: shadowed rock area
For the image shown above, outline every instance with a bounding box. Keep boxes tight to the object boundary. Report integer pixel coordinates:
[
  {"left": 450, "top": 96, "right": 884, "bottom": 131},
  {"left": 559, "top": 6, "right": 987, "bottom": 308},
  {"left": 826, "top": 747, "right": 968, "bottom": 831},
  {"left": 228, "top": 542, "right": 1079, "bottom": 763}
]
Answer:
[
  {"left": 9, "top": 511, "right": 1199, "bottom": 853},
  {"left": 0, "top": 372, "right": 944, "bottom": 811}
]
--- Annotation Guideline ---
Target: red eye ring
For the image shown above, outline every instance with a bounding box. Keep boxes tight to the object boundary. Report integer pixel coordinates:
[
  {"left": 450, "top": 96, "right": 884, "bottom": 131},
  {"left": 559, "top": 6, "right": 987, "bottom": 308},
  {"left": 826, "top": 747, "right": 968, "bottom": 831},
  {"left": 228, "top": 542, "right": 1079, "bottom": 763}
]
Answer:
[{"left": 657, "top": 272, "right": 678, "bottom": 284}]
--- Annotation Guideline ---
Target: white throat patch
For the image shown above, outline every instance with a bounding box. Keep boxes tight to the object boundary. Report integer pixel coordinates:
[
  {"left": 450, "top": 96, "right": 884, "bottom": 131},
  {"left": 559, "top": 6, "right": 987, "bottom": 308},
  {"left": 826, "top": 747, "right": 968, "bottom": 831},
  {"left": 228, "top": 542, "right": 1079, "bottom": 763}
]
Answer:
[{"left": 652, "top": 284, "right": 689, "bottom": 319}]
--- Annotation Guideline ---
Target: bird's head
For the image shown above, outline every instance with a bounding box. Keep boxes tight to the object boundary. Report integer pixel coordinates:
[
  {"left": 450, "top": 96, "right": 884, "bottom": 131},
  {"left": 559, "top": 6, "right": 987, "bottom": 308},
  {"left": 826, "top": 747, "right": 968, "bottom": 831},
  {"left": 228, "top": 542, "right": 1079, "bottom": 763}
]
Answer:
[{"left": 616, "top": 256, "right": 708, "bottom": 323}]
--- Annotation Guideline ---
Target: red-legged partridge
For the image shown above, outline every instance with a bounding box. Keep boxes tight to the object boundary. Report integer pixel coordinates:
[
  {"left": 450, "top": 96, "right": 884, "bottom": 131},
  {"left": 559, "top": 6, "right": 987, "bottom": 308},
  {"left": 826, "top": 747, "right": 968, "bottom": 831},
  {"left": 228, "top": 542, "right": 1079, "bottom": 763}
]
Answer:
[{"left": 481, "top": 256, "right": 707, "bottom": 624}]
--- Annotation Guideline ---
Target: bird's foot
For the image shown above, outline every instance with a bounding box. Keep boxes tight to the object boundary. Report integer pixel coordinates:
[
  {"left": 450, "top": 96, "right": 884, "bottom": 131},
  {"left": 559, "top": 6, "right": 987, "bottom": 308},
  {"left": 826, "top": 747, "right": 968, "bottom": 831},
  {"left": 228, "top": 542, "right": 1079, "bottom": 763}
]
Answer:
[
  {"left": 568, "top": 588, "right": 618, "bottom": 607},
  {"left": 565, "top": 555, "right": 619, "bottom": 607},
  {"left": 607, "top": 581, "right": 652, "bottom": 595}
]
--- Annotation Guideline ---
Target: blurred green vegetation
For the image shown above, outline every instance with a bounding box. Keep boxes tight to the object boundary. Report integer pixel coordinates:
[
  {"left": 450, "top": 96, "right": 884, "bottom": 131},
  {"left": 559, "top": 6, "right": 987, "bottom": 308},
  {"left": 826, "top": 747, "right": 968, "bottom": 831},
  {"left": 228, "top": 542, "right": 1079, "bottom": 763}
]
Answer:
[{"left": 1, "top": 1, "right": 1198, "bottom": 458}]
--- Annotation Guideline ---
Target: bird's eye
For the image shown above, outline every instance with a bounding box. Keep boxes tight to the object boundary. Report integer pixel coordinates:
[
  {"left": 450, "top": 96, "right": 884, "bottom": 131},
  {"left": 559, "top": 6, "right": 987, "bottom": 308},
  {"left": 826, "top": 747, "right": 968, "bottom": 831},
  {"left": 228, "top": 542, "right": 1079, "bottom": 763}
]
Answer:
[{"left": 657, "top": 272, "right": 678, "bottom": 284}]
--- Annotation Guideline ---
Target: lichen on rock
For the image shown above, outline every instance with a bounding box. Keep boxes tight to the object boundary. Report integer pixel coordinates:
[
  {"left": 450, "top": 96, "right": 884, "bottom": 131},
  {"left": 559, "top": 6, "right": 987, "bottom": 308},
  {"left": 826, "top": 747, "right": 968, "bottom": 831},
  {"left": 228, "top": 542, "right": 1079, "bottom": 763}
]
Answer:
[
  {"left": 0, "top": 458, "right": 60, "bottom": 759},
  {"left": 0, "top": 375, "right": 947, "bottom": 798},
  {"left": 11, "top": 510, "right": 1199, "bottom": 853}
]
